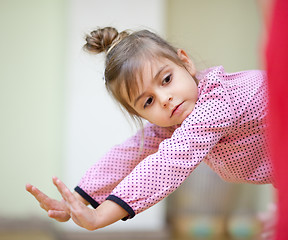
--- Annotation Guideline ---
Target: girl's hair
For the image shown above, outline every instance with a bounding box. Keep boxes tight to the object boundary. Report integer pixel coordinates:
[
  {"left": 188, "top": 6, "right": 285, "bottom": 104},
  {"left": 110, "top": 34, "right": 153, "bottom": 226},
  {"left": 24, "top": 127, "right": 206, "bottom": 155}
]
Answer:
[{"left": 83, "top": 27, "right": 188, "bottom": 125}]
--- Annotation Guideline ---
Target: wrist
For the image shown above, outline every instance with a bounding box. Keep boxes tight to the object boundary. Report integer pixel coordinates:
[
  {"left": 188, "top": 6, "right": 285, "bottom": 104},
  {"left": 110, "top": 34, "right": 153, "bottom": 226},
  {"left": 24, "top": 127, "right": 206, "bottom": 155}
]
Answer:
[{"left": 91, "top": 200, "right": 129, "bottom": 229}]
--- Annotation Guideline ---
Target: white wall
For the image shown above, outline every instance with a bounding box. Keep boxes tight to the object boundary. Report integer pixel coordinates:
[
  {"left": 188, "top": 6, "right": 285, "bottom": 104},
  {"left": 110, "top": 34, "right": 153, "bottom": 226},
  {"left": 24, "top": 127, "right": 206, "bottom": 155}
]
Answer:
[{"left": 63, "top": 0, "right": 166, "bottom": 231}]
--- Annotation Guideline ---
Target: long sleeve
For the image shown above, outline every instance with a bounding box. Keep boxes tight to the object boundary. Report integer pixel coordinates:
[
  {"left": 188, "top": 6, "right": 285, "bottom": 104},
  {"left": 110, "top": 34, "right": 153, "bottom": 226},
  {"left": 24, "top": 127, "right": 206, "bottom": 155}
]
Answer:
[
  {"left": 75, "top": 123, "right": 175, "bottom": 208},
  {"left": 107, "top": 68, "right": 235, "bottom": 218}
]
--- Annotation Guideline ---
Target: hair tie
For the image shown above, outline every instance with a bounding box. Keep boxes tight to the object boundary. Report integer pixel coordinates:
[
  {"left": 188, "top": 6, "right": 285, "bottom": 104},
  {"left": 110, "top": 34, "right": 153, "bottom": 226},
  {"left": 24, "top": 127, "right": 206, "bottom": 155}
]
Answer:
[
  {"left": 106, "top": 30, "right": 131, "bottom": 55},
  {"left": 106, "top": 35, "right": 123, "bottom": 55}
]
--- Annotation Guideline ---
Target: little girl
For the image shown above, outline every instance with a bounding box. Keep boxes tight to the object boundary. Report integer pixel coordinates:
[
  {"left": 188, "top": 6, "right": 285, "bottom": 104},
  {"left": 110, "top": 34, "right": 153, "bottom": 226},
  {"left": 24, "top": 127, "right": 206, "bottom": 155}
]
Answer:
[{"left": 26, "top": 26, "right": 275, "bottom": 231}]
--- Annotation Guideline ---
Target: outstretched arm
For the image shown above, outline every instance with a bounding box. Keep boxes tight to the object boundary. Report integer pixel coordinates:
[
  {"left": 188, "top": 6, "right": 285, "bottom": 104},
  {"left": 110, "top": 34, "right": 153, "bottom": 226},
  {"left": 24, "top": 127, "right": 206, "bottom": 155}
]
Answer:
[
  {"left": 76, "top": 123, "right": 175, "bottom": 206},
  {"left": 52, "top": 177, "right": 128, "bottom": 230}
]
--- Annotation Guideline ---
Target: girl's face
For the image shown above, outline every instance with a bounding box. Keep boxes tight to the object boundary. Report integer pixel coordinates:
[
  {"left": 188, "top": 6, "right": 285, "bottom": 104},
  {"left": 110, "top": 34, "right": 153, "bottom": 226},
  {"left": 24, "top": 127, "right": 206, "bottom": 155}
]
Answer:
[{"left": 125, "top": 49, "right": 198, "bottom": 127}]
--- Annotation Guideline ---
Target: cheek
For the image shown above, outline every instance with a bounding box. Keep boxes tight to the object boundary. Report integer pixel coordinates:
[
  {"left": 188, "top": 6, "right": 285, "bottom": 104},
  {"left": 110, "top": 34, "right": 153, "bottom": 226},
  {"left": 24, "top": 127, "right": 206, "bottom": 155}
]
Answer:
[
  {"left": 184, "top": 79, "right": 197, "bottom": 96},
  {"left": 139, "top": 109, "right": 162, "bottom": 123},
  {"left": 135, "top": 109, "right": 150, "bottom": 121}
]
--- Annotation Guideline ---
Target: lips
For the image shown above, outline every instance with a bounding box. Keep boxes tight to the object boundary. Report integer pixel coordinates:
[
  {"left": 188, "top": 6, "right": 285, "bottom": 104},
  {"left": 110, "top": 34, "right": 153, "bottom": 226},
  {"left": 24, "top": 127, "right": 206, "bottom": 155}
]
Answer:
[{"left": 170, "top": 102, "right": 184, "bottom": 117}]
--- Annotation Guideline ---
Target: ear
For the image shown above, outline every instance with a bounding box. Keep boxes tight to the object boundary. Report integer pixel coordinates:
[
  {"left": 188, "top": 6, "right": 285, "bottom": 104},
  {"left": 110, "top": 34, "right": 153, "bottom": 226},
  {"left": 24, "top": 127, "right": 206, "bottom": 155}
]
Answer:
[{"left": 177, "top": 49, "right": 196, "bottom": 76}]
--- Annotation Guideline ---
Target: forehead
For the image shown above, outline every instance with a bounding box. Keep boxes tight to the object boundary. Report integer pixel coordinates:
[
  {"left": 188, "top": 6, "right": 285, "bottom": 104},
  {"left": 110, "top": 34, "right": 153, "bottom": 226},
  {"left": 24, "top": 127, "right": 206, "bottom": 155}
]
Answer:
[{"left": 121, "top": 56, "right": 168, "bottom": 100}]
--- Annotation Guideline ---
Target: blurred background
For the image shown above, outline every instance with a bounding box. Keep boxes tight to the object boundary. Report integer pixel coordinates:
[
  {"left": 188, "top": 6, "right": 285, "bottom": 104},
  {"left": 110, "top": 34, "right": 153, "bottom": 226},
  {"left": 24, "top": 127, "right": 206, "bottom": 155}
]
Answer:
[{"left": 0, "top": 0, "right": 275, "bottom": 239}]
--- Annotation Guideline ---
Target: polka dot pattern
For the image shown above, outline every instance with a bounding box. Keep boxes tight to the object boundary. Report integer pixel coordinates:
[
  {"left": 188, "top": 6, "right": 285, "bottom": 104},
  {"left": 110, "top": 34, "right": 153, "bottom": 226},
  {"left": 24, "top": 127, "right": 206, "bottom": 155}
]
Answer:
[
  {"left": 77, "top": 66, "right": 275, "bottom": 218},
  {"left": 77, "top": 123, "right": 176, "bottom": 204}
]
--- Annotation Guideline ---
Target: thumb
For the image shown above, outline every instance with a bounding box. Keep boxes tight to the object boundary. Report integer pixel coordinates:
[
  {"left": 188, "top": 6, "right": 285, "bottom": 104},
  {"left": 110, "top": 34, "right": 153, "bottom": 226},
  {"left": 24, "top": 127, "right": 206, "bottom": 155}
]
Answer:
[{"left": 48, "top": 210, "right": 70, "bottom": 222}]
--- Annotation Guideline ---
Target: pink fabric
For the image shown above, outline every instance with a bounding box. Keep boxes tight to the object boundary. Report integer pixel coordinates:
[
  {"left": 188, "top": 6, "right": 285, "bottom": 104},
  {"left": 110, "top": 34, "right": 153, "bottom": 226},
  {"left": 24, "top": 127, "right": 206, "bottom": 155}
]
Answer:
[
  {"left": 78, "top": 66, "right": 275, "bottom": 217},
  {"left": 77, "top": 122, "right": 177, "bottom": 204}
]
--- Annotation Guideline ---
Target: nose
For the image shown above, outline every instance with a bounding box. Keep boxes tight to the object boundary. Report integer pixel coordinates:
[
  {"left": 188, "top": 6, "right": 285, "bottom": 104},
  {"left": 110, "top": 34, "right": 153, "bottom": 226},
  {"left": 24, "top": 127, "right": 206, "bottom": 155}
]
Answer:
[
  {"left": 162, "top": 96, "right": 173, "bottom": 108},
  {"left": 156, "top": 89, "right": 173, "bottom": 108}
]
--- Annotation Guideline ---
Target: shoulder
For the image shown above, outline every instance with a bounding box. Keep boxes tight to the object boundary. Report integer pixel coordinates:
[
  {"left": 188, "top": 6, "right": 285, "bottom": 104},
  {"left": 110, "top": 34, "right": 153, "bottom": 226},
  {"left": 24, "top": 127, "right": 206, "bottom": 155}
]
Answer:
[
  {"left": 196, "top": 66, "right": 226, "bottom": 95},
  {"left": 220, "top": 68, "right": 266, "bottom": 84},
  {"left": 197, "top": 66, "right": 267, "bottom": 96},
  {"left": 197, "top": 66, "right": 266, "bottom": 84}
]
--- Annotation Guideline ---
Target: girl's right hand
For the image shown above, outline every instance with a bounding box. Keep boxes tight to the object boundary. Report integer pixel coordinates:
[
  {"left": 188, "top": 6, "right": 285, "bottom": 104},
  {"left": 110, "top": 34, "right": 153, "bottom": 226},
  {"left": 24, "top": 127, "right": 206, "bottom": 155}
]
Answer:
[{"left": 26, "top": 183, "right": 71, "bottom": 222}]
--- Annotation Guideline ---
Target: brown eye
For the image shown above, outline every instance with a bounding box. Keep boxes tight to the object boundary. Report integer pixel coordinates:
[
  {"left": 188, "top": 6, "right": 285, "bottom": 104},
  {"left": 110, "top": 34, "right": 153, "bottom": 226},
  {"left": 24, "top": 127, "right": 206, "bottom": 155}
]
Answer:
[
  {"left": 144, "top": 97, "right": 153, "bottom": 108},
  {"left": 162, "top": 74, "right": 172, "bottom": 85}
]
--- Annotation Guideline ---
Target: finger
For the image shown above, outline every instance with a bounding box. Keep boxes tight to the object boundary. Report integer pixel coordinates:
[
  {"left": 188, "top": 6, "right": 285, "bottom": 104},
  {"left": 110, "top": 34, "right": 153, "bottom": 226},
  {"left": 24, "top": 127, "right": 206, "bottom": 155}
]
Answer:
[
  {"left": 26, "top": 183, "right": 38, "bottom": 195},
  {"left": 26, "top": 184, "right": 50, "bottom": 210},
  {"left": 48, "top": 210, "right": 71, "bottom": 222},
  {"left": 52, "top": 177, "right": 77, "bottom": 206},
  {"left": 25, "top": 183, "right": 33, "bottom": 192},
  {"left": 26, "top": 184, "right": 48, "bottom": 201}
]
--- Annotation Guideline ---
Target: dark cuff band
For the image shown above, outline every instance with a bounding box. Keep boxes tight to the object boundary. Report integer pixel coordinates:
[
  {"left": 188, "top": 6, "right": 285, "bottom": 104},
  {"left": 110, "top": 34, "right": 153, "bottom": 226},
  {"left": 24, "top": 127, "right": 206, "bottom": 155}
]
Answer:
[
  {"left": 74, "top": 186, "right": 100, "bottom": 209},
  {"left": 106, "top": 195, "right": 135, "bottom": 220}
]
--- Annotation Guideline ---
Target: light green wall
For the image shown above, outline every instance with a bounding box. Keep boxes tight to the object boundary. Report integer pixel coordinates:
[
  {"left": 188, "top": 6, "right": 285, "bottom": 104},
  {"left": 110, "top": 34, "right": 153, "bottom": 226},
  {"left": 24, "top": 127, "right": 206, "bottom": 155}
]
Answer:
[
  {"left": 0, "top": 0, "right": 67, "bottom": 217},
  {"left": 166, "top": 0, "right": 262, "bottom": 72}
]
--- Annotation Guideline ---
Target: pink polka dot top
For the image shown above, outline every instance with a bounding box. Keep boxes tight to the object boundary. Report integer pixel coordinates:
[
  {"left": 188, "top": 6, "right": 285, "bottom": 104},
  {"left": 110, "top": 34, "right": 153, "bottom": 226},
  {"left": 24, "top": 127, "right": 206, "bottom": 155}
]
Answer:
[{"left": 75, "top": 66, "right": 275, "bottom": 219}]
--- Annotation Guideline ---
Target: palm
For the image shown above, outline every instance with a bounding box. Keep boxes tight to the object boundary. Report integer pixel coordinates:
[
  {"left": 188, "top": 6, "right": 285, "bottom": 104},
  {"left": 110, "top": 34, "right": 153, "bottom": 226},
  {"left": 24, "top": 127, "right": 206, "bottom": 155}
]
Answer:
[
  {"left": 69, "top": 202, "right": 98, "bottom": 230},
  {"left": 51, "top": 177, "right": 98, "bottom": 230}
]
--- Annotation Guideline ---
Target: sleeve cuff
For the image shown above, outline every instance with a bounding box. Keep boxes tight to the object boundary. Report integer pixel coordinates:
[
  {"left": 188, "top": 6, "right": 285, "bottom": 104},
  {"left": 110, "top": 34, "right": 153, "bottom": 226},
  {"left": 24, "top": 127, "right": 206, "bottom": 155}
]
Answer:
[
  {"left": 106, "top": 195, "right": 136, "bottom": 220},
  {"left": 74, "top": 186, "right": 100, "bottom": 209}
]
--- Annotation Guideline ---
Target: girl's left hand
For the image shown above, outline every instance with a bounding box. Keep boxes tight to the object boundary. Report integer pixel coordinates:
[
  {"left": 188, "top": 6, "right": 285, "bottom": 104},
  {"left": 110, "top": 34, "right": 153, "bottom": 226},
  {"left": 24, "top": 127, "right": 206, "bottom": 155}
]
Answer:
[{"left": 52, "top": 177, "right": 98, "bottom": 231}]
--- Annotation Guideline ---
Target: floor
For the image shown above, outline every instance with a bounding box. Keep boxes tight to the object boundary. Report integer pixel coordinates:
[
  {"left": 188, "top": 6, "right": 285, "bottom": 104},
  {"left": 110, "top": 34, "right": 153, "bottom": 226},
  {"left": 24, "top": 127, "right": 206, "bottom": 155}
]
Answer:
[
  {"left": 0, "top": 217, "right": 261, "bottom": 240},
  {"left": 0, "top": 231, "right": 257, "bottom": 240}
]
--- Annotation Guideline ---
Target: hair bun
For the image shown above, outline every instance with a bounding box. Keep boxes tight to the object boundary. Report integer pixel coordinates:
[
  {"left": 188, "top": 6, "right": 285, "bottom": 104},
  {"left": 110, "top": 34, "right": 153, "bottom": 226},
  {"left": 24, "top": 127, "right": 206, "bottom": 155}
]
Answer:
[{"left": 84, "top": 27, "right": 127, "bottom": 54}]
